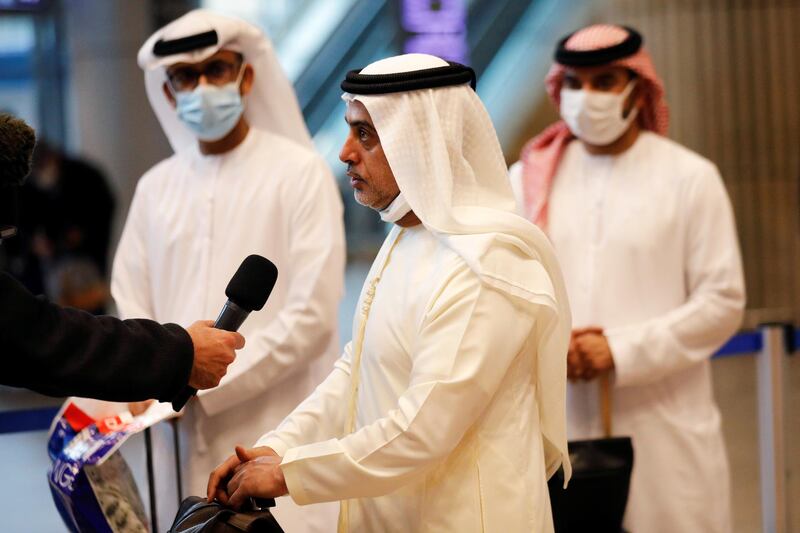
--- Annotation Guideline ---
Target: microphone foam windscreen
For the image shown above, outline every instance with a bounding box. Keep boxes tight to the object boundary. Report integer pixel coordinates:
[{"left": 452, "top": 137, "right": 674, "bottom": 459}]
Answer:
[
  {"left": 225, "top": 254, "right": 278, "bottom": 311},
  {"left": 0, "top": 113, "right": 36, "bottom": 186}
]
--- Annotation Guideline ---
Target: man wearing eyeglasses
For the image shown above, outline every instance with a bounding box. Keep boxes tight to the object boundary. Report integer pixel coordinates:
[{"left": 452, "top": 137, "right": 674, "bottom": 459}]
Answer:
[{"left": 110, "top": 10, "right": 344, "bottom": 531}]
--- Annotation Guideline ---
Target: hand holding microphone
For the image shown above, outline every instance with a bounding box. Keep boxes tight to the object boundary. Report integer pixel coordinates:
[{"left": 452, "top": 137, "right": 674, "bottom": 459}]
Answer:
[
  {"left": 172, "top": 255, "right": 279, "bottom": 411},
  {"left": 185, "top": 320, "right": 245, "bottom": 390}
]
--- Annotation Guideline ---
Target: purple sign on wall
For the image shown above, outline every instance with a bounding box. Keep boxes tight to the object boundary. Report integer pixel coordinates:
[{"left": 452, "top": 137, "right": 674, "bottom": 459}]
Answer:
[
  {"left": 405, "top": 34, "right": 468, "bottom": 64},
  {"left": 400, "top": 0, "right": 468, "bottom": 65},
  {"left": 0, "top": 0, "right": 48, "bottom": 11},
  {"left": 402, "top": 0, "right": 466, "bottom": 34}
]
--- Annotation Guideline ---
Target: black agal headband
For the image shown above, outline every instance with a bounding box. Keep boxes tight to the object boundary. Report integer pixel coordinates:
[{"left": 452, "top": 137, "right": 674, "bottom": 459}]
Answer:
[
  {"left": 554, "top": 26, "right": 643, "bottom": 67},
  {"left": 341, "top": 62, "right": 476, "bottom": 95},
  {"left": 153, "top": 29, "right": 219, "bottom": 57}
]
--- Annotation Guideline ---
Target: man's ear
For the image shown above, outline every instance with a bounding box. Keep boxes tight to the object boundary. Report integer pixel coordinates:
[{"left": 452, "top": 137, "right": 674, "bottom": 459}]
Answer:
[
  {"left": 240, "top": 64, "right": 255, "bottom": 97},
  {"left": 163, "top": 82, "right": 177, "bottom": 109}
]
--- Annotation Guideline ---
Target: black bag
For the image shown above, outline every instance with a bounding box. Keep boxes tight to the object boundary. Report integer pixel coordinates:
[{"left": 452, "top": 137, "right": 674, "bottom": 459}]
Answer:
[
  {"left": 167, "top": 496, "right": 284, "bottom": 533},
  {"left": 548, "top": 376, "right": 634, "bottom": 533},
  {"left": 548, "top": 437, "right": 633, "bottom": 533}
]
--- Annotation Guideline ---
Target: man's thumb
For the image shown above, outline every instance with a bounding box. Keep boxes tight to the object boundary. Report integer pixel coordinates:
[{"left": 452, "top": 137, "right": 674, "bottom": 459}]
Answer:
[
  {"left": 235, "top": 445, "right": 253, "bottom": 463},
  {"left": 230, "top": 332, "right": 246, "bottom": 349}
]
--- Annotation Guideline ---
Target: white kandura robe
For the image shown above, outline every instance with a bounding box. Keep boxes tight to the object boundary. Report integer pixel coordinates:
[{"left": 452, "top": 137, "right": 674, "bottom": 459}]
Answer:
[
  {"left": 257, "top": 224, "right": 556, "bottom": 532},
  {"left": 111, "top": 127, "right": 345, "bottom": 532},
  {"left": 510, "top": 131, "right": 745, "bottom": 533}
]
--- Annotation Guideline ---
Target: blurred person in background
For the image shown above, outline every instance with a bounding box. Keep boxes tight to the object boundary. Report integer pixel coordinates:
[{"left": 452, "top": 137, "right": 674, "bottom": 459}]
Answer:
[
  {"left": 3, "top": 140, "right": 115, "bottom": 313},
  {"left": 112, "top": 9, "right": 344, "bottom": 532},
  {"left": 509, "top": 24, "right": 745, "bottom": 532}
]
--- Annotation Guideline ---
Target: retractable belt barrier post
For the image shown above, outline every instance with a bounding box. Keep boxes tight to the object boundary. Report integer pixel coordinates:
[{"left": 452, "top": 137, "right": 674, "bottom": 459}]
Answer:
[{"left": 756, "top": 324, "right": 792, "bottom": 533}]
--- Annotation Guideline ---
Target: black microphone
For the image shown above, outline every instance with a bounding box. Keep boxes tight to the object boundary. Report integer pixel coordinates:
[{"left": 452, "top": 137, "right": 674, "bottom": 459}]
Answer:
[{"left": 172, "top": 254, "right": 278, "bottom": 412}]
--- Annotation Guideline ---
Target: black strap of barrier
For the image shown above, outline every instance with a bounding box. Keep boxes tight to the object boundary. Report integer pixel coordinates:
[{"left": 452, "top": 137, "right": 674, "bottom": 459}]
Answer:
[
  {"left": 0, "top": 406, "right": 59, "bottom": 435},
  {"left": 144, "top": 427, "right": 158, "bottom": 533},
  {"left": 172, "top": 417, "right": 184, "bottom": 502}
]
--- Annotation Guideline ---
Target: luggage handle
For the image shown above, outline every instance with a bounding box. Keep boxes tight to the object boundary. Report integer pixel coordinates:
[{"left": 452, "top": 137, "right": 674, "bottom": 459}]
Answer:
[{"left": 600, "top": 373, "right": 612, "bottom": 438}]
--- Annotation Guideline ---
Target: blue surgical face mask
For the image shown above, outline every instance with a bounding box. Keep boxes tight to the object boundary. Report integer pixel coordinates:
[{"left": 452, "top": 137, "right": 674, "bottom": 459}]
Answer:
[{"left": 174, "top": 66, "right": 245, "bottom": 142}]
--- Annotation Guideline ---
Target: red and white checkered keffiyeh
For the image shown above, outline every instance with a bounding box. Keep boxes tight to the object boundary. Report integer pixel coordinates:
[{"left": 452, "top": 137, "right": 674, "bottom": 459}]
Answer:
[{"left": 519, "top": 24, "right": 670, "bottom": 228}]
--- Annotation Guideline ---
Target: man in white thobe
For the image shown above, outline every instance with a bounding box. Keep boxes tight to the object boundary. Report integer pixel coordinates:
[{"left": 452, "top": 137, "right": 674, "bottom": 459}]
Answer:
[
  {"left": 112, "top": 10, "right": 344, "bottom": 532},
  {"left": 206, "top": 53, "right": 573, "bottom": 532},
  {"left": 509, "top": 24, "right": 745, "bottom": 532}
]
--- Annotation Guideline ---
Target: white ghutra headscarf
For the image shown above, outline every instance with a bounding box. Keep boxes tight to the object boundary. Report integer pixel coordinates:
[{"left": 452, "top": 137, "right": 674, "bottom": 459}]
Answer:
[
  {"left": 137, "top": 9, "right": 312, "bottom": 153},
  {"left": 344, "top": 53, "right": 573, "bottom": 482}
]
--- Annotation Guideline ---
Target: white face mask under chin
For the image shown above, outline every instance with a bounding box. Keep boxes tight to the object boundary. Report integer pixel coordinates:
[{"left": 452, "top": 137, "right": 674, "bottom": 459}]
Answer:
[
  {"left": 379, "top": 191, "right": 412, "bottom": 223},
  {"left": 559, "top": 79, "right": 639, "bottom": 146}
]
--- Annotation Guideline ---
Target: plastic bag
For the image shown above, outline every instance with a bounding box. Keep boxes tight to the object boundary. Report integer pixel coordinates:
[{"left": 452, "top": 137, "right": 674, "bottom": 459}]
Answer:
[{"left": 47, "top": 399, "right": 177, "bottom": 532}]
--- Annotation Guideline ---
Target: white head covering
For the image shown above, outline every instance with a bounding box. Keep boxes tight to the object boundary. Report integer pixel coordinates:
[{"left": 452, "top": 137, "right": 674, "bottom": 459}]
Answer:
[
  {"left": 344, "top": 53, "right": 572, "bottom": 481},
  {"left": 137, "top": 9, "right": 312, "bottom": 153}
]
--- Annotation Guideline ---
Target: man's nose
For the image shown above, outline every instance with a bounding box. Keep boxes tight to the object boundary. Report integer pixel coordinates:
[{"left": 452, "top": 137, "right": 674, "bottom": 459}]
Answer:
[{"left": 339, "top": 136, "right": 357, "bottom": 164}]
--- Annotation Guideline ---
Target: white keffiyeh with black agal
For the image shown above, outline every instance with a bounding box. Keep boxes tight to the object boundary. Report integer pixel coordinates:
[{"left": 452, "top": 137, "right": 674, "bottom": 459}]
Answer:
[{"left": 137, "top": 8, "right": 311, "bottom": 153}]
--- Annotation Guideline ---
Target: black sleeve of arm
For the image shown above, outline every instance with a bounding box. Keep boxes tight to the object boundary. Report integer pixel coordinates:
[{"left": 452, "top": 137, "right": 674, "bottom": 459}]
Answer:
[{"left": 1, "top": 272, "right": 193, "bottom": 402}]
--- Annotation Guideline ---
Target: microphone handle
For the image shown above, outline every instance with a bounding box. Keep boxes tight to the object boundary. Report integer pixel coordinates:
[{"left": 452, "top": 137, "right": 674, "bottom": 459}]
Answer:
[
  {"left": 214, "top": 300, "right": 249, "bottom": 332},
  {"left": 171, "top": 301, "right": 250, "bottom": 412}
]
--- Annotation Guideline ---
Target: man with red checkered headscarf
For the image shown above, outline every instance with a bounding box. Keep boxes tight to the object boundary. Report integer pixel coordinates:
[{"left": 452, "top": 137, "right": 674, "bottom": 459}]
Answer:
[{"left": 509, "top": 24, "right": 744, "bottom": 532}]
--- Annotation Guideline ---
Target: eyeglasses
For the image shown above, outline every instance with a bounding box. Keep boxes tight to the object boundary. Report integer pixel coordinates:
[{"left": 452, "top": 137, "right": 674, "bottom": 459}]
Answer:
[{"left": 167, "top": 60, "right": 243, "bottom": 92}]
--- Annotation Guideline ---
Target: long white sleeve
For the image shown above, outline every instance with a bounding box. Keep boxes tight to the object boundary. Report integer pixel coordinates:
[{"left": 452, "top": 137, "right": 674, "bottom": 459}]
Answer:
[
  {"left": 111, "top": 179, "right": 156, "bottom": 321},
  {"left": 198, "top": 157, "right": 346, "bottom": 415},
  {"left": 278, "top": 268, "right": 537, "bottom": 505},
  {"left": 255, "top": 343, "right": 353, "bottom": 456},
  {"left": 607, "top": 164, "right": 745, "bottom": 387}
]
